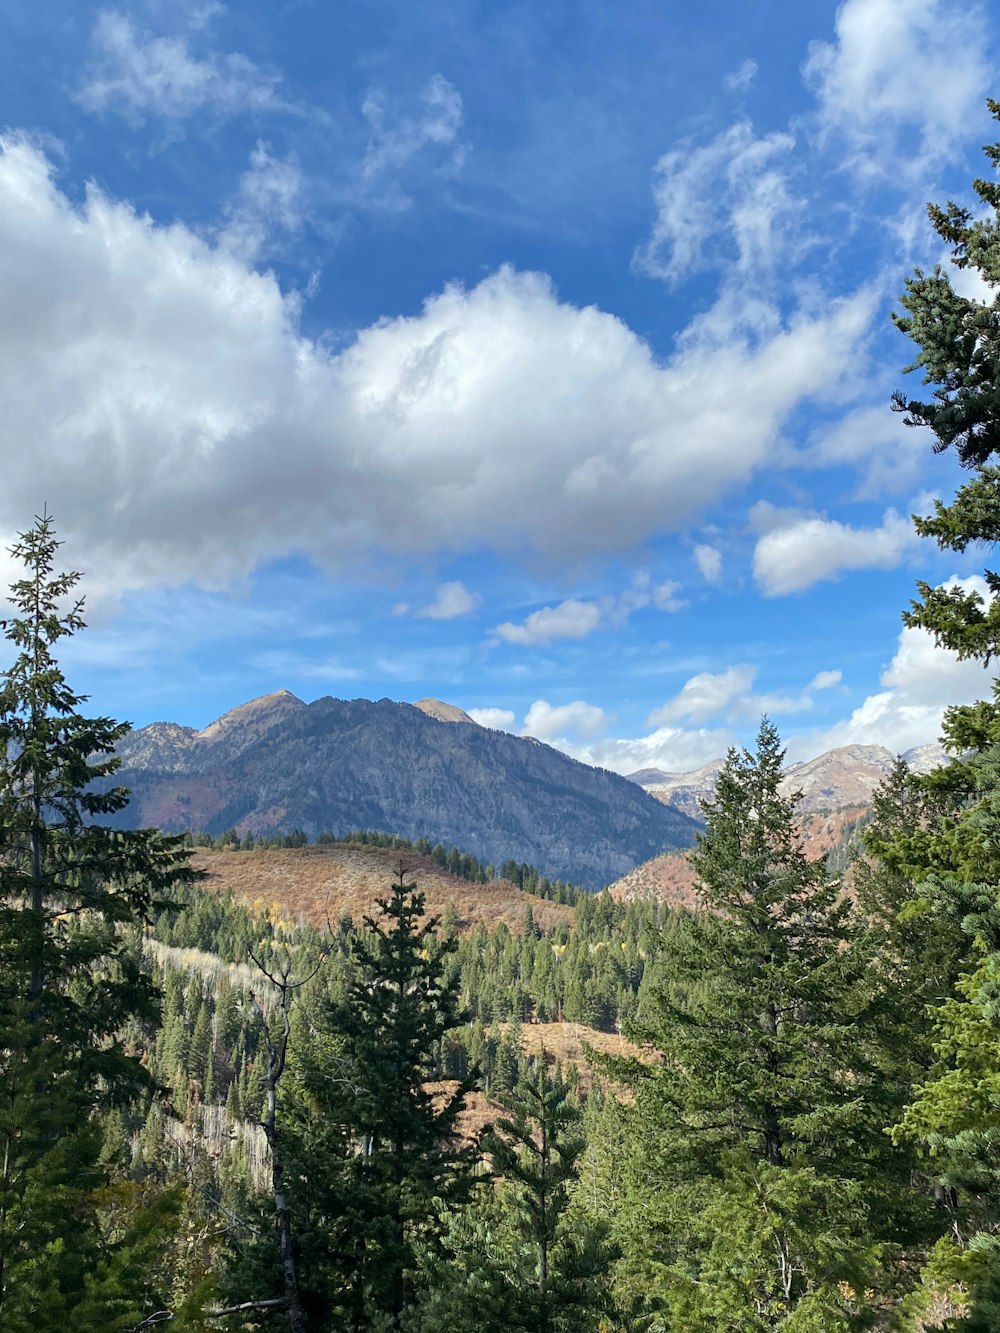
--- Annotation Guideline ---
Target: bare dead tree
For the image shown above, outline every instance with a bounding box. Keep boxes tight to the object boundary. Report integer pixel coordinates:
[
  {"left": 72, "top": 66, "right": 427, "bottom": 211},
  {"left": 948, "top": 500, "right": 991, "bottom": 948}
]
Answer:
[{"left": 246, "top": 944, "right": 327, "bottom": 1333}]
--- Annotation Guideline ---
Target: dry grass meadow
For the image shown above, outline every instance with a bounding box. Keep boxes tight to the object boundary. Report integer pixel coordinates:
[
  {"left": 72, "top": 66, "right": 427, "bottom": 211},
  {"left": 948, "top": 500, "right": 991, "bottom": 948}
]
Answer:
[{"left": 190, "top": 843, "right": 573, "bottom": 934}]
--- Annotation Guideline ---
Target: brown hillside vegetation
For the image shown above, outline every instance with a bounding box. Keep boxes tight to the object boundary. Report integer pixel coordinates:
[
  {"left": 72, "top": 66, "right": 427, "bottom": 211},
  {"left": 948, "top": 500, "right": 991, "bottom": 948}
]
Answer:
[
  {"left": 190, "top": 844, "right": 573, "bottom": 933},
  {"left": 609, "top": 805, "right": 869, "bottom": 905}
]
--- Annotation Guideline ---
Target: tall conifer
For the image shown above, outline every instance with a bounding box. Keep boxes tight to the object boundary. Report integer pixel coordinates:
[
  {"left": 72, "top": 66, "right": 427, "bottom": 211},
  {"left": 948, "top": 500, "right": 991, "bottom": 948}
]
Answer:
[
  {"left": 609, "top": 721, "right": 910, "bottom": 1328},
  {"left": 0, "top": 513, "right": 196, "bottom": 1325}
]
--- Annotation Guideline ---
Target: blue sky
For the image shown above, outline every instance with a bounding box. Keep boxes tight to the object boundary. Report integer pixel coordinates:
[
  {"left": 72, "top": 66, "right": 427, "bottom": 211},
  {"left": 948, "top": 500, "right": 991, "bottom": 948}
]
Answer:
[{"left": 1, "top": 0, "right": 998, "bottom": 773}]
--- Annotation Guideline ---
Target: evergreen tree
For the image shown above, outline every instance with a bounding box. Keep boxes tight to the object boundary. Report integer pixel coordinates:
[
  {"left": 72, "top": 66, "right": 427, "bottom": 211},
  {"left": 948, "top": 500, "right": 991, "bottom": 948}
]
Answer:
[
  {"left": 892, "top": 97, "right": 1000, "bottom": 666},
  {"left": 483, "top": 1060, "right": 614, "bottom": 1332},
  {"left": 609, "top": 720, "right": 912, "bottom": 1328},
  {"left": 418, "top": 1060, "right": 614, "bottom": 1333},
  {"left": 0, "top": 514, "right": 198, "bottom": 1326},
  {"left": 234, "top": 868, "right": 481, "bottom": 1331},
  {"left": 870, "top": 98, "right": 1000, "bottom": 1327}
]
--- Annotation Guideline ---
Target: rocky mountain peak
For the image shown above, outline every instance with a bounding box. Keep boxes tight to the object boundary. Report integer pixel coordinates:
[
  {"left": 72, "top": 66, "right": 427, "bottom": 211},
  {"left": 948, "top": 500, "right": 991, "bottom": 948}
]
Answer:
[
  {"left": 412, "top": 698, "right": 477, "bottom": 725},
  {"left": 195, "top": 689, "right": 305, "bottom": 744},
  {"left": 629, "top": 738, "right": 954, "bottom": 820}
]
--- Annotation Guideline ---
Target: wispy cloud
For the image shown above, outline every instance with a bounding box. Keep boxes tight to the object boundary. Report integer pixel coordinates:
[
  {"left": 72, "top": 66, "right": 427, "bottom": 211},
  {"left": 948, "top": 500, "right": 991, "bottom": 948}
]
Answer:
[
  {"left": 77, "top": 9, "right": 295, "bottom": 127},
  {"left": 634, "top": 120, "right": 799, "bottom": 284},
  {"left": 360, "top": 75, "right": 467, "bottom": 206},
  {"left": 723, "top": 58, "right": 758, "bottom": 93},
  {"left": 218, "top": 142, "right": 304, "bottom": 261}
]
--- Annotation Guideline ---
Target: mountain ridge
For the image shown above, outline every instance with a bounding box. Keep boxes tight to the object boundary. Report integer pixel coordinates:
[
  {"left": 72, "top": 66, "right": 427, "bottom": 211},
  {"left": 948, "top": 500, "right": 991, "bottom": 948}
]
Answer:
[
  {"left": 627, "top": 740, "right": 950, "bottom": 819},
  {"left": 111, "top": 692, "right": 698, "bottom": 889}
]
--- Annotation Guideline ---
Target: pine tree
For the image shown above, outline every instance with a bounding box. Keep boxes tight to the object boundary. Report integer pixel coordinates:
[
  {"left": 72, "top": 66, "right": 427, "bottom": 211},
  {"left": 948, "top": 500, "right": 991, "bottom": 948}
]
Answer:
[
  {"left": 868, "top": 98, "right": 1000, "bottom": 1327},
  {"left": 483, "top": 1059, "right": 615, "bottom": 1332},
  {"left": 0, "top": 514, "right": 198, "bottom": 1325},
  {"left": 238, "top": 867, "right": 481, "bottom": 1331},
  {"left": 609, "top": 720, "right": 912, "bottom": 1328},
  {"left": 416, "top": 1060, "right": 614, "bottom": 1333},
  {"left": 891, "top": 97, "right": 1000, "bottom": 667}
]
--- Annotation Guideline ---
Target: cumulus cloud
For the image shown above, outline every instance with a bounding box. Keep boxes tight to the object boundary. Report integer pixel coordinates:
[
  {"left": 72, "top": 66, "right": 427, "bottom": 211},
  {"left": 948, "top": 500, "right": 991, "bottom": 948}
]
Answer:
[
  {"left": 794, "top": 575, "right": 994, "bottom": 755},
  {"left": 635, "top": 120, "right": 800, "bottom": 283},
  {"left": 522, "top": 699, "right": 609, "bottom": 742},
  {"left": 803, "top": 0, "right": 992, "bottom": 174},
  {"left": 753, "top": 505, "right": 918, "bottom": 595},
  {"left": 492, "top": 574, "right": 684, "bottom": 647},
  {"left": 415, "top": 580, "right": 482, "bottom": 620},
  {"left": 646, "top": 662, "right": 844, "bottom": 728},
  {"left": 77, "top": 9, "right": 289, "bottom": 125},
  {"left": 693, "top": 543, "right": 723, "bottom": 584},
  {"left": 516, "top": 698, "right": 730, "bottom": 774},
  {"left": 493, "top": 599, "right": 602, "bottom": 646},
  {"left": 361, "top": 75, "right": 466, "bottom": 201},
  {"left": 507, "top": 661, "right": 846, "bottom": 775},
  {"left": 0, "top": 136, "right": 876, "bottom": 606},
  {"left": 544, "top": 722, "right": 734, "bottom": 777},
  {"left": 467, "top": 706, "right": 516, "bottom": 731}
]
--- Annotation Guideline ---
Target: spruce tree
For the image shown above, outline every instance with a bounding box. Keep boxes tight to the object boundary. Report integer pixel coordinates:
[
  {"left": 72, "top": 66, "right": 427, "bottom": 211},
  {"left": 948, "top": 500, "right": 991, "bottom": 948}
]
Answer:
[
  {"left": 891, "top": 98, "right": 1000, "bottom": 668},
  {"left": 868, "top": 98, "right": 1000, "bottom": 1326},
  {"left": 417, "top": 1060, "right": 614, "bottom": 1333},
  {"left": 609, "top": 720, "right": 911, "bottom": 1328},
  {"left": 0, "top": 513, "right": 197, "bottom": 1326},
  {"left": 484, "top": 1059, "right": 614, "bottom": 1332},
  {"left": 230, "top": 868, "right": 480, "bottom": 1331}
]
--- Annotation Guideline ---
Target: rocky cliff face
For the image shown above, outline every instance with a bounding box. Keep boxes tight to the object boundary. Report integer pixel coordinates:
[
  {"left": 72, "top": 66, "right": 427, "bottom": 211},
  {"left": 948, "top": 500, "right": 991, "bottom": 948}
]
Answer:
[{"left": 111, "top": 692, "right": 699, "bottom": 889}]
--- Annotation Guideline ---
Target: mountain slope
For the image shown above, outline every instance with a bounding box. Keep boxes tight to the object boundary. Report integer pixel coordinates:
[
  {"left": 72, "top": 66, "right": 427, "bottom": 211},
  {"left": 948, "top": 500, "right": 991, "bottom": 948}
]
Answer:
[
  {"left": 112, "top": 692, "right": 699, "bottom": 888},
  {"left": 609, "top": 805, "right": 871, "bottom": 906},
  {"left": 189, "top": 844, "right": 573, "bottom": 934}
]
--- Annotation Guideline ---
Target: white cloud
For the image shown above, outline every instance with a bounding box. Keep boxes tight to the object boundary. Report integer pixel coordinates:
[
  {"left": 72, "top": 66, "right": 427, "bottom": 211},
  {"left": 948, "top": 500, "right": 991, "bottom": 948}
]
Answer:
[
  {"left": 361, "top": 75, "right": 466, "bottom": 200},
  {"left": 693, "top": 543, "right": 723, "bottom": 584},
  {"left": 77, "top": 10, "right": 288, "bottom": 125},
  {"left": 522, "top": 699, "right": 609, "bottom": 742},
  {"left": 517, "top": 662, "right": 844, "bottom": 776},
  {"left": 807, "top": 404, "right": 926, "bottom": 496},
  {"left": 415, "top": 580, "right": 482, "bottom": 620},
  {"left": 0, "top": 136, "right": 877, "bottom": 606},
  {"left": 651, "top": 579, "right": 685, "bottom": 611},
  {"left": 635, "top": 120, "right": 799, "bottom": 283},
  {"left": 803, "top": 0, "right": 992, "bottom": 175},
  {"left": 795, "top": 575, "right": 994, "bottom": 755},
  {"left": 219, "top": 142, "right": 304, "bottom": 262},
  {"left": 546, "top": 723, "right": 734, "bottom": 777},
  {"left": 493, "top": 599, "right": 602, "bottom": 646},
  {"left": 467, "top": 706, "right": 516, "bottom": 731},
  {"left": 648, "top": 665, "right": 757, "bottom": 726},
  {"left": 492, "top": 574, "right": 684, "bottom": 647},
  {"left": 753, "top": 506, "right": 918, "bottom": 595},
  {"left": 647, "top": 662, "right": 844, "bottom": 728},
  {"left": 723, "top": 59, "right": 758, "bottom": 93},
  {"left": 809, "top": 669, "right": 843, "bottom": 691}
]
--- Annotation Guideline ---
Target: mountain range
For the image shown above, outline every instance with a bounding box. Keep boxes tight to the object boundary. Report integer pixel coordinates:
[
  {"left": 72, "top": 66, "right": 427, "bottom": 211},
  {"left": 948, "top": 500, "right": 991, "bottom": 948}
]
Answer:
[
  {"left": 626, "top": 741, "right": 948, "bottom": 820},
  {"left": 110, "top": 689, "right": 949, "bottom": 889},
  {"left": 111, "top": 691, "right": 698, "bottom": 889}
]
